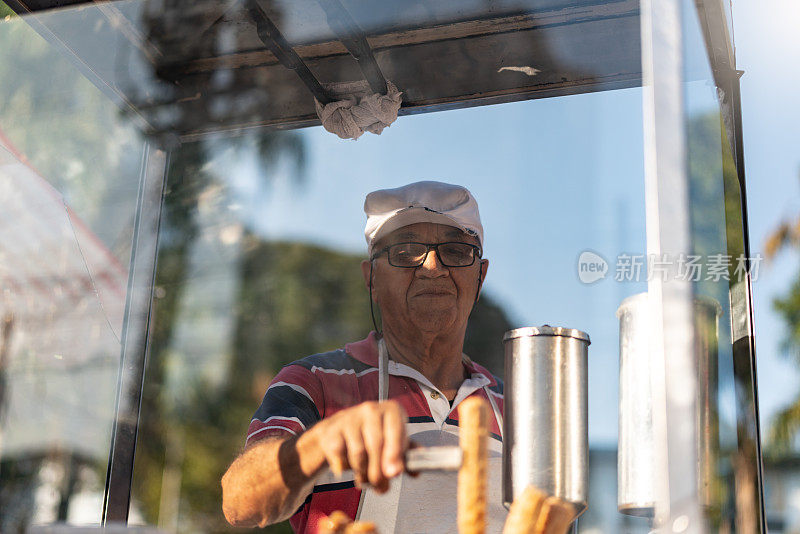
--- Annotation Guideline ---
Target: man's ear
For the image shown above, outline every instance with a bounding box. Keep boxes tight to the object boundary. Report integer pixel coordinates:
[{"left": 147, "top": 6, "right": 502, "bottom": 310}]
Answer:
[{"left": 360, "top": 259, "right": 373, "bottom": 291}]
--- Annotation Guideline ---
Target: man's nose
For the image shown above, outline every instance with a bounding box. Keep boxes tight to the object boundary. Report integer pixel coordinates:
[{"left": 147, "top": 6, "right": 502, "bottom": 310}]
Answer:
[{"left": 417, "top": 249, "right": 448, "bottom": 277}]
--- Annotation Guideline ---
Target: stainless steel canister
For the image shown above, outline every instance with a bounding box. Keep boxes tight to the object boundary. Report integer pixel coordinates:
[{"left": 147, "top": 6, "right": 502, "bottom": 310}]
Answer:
[
  {"left": 502, "top": 325, "right": 590, "bottom": 516},
  {"left": 616, "top": 293, "right": 656, "bottom": 517},
  {"left": 616, "top": 292, "right": 722, "bottom": 517}
]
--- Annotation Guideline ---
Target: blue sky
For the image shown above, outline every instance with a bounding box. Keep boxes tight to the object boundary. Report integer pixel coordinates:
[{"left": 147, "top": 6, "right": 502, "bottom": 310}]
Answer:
[{"left": 733, "top": 0, "right": 800, "bottom": 438}]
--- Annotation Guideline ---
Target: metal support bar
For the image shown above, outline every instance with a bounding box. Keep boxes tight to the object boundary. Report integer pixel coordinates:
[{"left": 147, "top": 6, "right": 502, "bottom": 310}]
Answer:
[
  {"left": 723, "top": 70, "right": 768, "bottom": 534},
  {"left": 692, "top": 0, "right": 752, "bottom": 261},
  {"left": 726, "top": 71, "right": 752, "bottom": 263},
  {"left": 405, "top": 446, "right": 462, "bottom": 472},
  {"left": 247, "top": 0, "right": 333, "bottom": 104},
  {"left": 318, "top": 0, "right": 389, "bottom": 95},
  {"left": 693, "top": 2, "right": 766, "bottom": 526},
  {"left": 102, "top": 142, "right": 169, "bottom": 523}
]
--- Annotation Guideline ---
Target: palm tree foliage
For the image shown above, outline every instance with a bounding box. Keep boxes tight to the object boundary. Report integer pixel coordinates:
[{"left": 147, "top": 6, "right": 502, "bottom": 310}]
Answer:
[{"left": 764, "top": 186, "right": 800, "bottom": 452}]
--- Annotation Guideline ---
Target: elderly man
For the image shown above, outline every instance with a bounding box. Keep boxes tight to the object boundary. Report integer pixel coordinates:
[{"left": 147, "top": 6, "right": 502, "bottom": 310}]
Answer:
[{"left": 222, "top": 181, "right": 505, "bottom": 533}]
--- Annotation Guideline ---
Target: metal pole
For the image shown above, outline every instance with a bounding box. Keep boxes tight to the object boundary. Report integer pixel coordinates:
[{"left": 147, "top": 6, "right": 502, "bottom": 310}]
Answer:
[
  {"left": 248, "top": 0, "right": 334, "bottom": 104},
  {"left": 102, "top": 142, "right": 169, "bottom": 523},
  {"left": 723, "top": 70, "right": 767, "bottom": 533},
  {"left": 318, "top": 0, "right": 389, "bottom": 95}
]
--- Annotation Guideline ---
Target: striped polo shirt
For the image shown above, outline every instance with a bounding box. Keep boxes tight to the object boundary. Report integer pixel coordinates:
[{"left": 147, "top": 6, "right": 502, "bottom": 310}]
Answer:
[{"left": 245, "top": 331, "right": 504, "bottom": 533}]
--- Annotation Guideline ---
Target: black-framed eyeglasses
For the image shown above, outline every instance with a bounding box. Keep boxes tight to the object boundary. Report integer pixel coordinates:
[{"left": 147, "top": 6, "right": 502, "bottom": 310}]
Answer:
[{"left": 371, "top": 241, "right": 482, "bottom": 268}]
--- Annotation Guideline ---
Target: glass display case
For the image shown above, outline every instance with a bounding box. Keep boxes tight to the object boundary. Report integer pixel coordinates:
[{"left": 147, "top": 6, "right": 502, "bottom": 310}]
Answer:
[{"left": 0, "top": 0, "right": 764, "bottom": 532}]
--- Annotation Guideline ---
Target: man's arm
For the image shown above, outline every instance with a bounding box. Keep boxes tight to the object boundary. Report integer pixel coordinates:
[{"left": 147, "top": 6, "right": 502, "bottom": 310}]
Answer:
[
  {"left": 221, "top": 430, "right": 323, "bottom": 527},
  {"left": 221, "top": 400, "right": 408, "bottom": 527}
]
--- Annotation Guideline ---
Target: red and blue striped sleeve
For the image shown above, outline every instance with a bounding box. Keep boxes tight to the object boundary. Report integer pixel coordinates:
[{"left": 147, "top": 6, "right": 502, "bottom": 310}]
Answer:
[{"left": 246, "top": 364, "right": 325, "bottom": 448}]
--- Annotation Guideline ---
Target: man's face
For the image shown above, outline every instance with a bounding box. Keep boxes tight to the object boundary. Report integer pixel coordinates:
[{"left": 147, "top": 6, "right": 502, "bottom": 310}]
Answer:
[{"left": 361, "top": 222, "right": 489, "bottom": 336}]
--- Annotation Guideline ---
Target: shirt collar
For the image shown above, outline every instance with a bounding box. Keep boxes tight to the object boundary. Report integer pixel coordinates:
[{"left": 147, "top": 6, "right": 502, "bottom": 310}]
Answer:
[{"left": 344, "top": 331, "right": 494, "bottom": 386}]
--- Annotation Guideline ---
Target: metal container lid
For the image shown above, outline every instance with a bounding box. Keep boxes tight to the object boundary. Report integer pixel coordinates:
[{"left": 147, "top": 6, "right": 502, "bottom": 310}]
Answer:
[
  {"left": 503, "top": 325, "right": 590, "bottom": 344},
  {"left": 695, "top": 294, "right": 723, "bottom": 317},
  {"left": 616, "top": 292, "right": 723, "bottom": 318},
  {"left": 616, "top": 292, "right": 648, "bottom": 318}
]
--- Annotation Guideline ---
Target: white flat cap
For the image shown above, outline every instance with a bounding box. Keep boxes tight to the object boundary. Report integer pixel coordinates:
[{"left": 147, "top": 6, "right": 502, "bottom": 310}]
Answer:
[{"left": 364, "top": 181, "right": 483, "bottom": 255}]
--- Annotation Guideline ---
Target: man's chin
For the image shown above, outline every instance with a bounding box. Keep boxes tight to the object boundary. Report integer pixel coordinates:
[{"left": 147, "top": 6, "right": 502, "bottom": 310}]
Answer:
[{"left": 408, "top": 310, "right": 457, "bottom": 334}]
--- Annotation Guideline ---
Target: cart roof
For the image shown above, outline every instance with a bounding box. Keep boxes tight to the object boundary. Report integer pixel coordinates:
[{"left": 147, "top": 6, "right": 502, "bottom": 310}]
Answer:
[{"left": 5, "top": 0, "right": 648, "bottom": 140}]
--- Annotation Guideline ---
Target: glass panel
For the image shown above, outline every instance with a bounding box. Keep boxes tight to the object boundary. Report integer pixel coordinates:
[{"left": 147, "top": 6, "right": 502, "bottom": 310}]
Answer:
[
  {"left": 682, "top": 0, "right": 763, "bottom": 530},
  {"left": 3, "top": 0, "right": 758, "bottom": 533},
  {"left": 118, "top": 0, "right": 649, "bottom": 526},
  {"left": 0, "top": 3, "right": 146, "bottom": 529},
  {"left": 129, "top": 89, "right": 650, "bottom": 531}
]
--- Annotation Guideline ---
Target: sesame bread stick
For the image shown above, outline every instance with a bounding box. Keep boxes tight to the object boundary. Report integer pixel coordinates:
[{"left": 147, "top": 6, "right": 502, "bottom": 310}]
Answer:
[
  {"left": 534, "top": 496, "right": 576, "bottom": 534},
  {"left": 502, "top": 485, "right": 549, "bottom": 534},
  {"left": 458, "top": 396, "right": 489, "bottom": 534}
]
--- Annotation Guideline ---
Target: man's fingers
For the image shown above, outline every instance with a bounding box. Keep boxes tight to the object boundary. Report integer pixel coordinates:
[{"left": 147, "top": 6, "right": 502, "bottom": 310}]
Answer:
[
  {"left": 381, "top": 403, "right": 407, "bottom": 478},
  {"left": 320, "top": 401, "right": 408, "bottom": 492},
  {"left": 362, "top": 410, "right": 386, "bottom": 491},
  {"left": 325, "top": 433, "right": 347, "bottom": 476},
  {"left": 343, "top": 425, "right": 368, "bottom": 486}
]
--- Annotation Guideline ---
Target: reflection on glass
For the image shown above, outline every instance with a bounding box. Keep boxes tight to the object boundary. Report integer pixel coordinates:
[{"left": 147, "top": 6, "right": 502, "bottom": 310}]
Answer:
[
  {"left": 682, "top": 0, "right": 763, "bottom": 530},
  {"left": 0, "top": 3, "right": 144, "bottom": 529},
  {"left": 130, "top": 130, "right": 518, "bottom": 532},
  {"left": 0, "top": 2, "right": 639, "bottom": 530},
  {"left": 129, "top": 90, "right": 649, "bottom": 532},
  {"left": 2, "top": 0, "right": 760, "bottom": 532}
]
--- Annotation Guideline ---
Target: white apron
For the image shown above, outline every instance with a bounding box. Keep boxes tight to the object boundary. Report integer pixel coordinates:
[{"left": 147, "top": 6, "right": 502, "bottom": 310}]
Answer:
[{"left": 355, "top": 339, "right": 507, "bottom": 533}]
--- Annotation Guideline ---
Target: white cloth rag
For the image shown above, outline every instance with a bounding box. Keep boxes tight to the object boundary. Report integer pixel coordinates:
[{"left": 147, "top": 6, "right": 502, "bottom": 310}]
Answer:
[{"left": 314, "top": 80, "right": 402, "bottom": 140}]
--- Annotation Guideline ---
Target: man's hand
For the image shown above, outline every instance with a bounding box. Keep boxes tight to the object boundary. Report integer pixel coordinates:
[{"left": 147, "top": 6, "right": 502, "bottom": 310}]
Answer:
[
  {"left": 222, "top": 400, "right": 408, "bottom": 527},
  {"left": 304, "top": 400, "right": 408, "bottom": 493}
]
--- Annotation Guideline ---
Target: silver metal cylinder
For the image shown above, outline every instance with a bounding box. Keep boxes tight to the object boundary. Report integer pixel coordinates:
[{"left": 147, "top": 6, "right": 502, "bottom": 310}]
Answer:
[
  {"left": 502, "top": 325, "right": 590, "bottom": 516},
  {"left": 616, "top": 293, "right": 656, "bottom": 517},
  {"left": 616, "top": 292, "right": 722, "bottom": 517}
]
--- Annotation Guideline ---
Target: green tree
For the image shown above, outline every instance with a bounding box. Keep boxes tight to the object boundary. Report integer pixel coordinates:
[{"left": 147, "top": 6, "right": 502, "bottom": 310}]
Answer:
[
  {"left": 131, "top": 131, "right": 307, "bottom": 532},
  {"left": 764, "top": 175, "right": 800, "bottom": 452}
]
